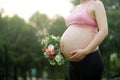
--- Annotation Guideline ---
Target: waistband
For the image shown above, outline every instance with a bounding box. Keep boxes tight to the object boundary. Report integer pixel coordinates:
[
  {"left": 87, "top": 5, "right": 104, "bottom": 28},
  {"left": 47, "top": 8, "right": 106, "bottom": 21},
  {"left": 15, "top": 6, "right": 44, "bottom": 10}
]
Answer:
[{"left": 69, "top": 24, "right": 97, "bottom": 30}]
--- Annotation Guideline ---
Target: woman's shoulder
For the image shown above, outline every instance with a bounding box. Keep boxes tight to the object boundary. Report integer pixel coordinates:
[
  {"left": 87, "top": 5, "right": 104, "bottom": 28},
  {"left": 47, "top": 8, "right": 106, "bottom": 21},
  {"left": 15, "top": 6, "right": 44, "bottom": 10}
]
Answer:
[
  {"left": 92, "top": 0, "right": 104, "bottom": 9},
  {"left": 93, "top": 0, "right": 104, "bottom": 6}
]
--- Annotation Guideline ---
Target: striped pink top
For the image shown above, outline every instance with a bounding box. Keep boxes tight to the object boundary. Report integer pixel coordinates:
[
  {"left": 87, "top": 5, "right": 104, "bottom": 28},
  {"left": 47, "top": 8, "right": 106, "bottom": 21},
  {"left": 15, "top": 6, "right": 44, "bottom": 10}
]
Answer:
[{"left": 65, "top": 0, "right": 98, "bottom": 30}]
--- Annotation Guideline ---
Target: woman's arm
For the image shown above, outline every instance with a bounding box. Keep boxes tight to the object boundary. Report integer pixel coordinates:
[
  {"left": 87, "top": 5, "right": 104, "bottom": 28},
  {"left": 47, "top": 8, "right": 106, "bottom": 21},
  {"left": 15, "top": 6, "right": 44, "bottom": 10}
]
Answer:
[{"left": 84, "top": 0, "right": 108, "bottom": 54}]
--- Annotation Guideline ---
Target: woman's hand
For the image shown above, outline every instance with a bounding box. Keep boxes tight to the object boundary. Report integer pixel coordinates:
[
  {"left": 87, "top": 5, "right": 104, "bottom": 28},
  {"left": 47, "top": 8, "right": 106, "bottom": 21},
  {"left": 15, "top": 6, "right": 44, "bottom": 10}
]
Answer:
[{"left": 69, "top": 49, "right": 88, "bottom": 62}]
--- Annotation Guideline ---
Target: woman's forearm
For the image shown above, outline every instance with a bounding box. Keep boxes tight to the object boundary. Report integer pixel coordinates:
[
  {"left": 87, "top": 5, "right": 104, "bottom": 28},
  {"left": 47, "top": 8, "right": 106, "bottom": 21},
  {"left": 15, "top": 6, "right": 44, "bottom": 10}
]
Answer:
[{"left": 85, "top": 30, "right": 108, "bottom": 54}]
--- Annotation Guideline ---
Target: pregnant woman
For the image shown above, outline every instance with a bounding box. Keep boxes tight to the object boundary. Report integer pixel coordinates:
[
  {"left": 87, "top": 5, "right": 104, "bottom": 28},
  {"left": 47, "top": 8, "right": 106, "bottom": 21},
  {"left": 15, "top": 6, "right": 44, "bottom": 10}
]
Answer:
[{"left": 60, "top": 0, "right": 108, "bottom": 80}]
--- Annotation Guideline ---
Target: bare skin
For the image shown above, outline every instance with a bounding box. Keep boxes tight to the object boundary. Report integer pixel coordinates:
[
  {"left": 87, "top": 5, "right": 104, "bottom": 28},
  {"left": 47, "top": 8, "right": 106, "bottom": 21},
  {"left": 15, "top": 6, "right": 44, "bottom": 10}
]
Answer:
[{"left": 60, "top": 0, "right": 108, "bottom": 62}]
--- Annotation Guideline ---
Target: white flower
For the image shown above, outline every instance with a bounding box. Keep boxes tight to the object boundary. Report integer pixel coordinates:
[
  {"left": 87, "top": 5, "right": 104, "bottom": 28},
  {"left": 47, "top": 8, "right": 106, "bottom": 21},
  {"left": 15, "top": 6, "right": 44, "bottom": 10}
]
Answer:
[
  {"left": 48, "top": 44, "right": 54, "bottom": 51},
  {"left": 51, "top": 35, "right": 56, "bottom": 39},
  {"left": 50, "top": 60, "right": 56, "bottom": 65},
  {"left": 44, "top": 52, "right": 49, "bottom": 58},
  {"left": 55, "top": 55, "right": 62, "bottom": 63}
]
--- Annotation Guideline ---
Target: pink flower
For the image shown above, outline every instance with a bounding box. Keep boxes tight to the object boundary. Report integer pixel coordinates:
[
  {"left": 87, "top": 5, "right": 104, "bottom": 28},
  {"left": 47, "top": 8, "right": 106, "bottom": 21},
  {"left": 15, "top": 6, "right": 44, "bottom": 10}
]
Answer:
[
  {"left": 49, "top": 54, "right": 54, "bottom": 58},
  {"left": 45, "top": 47, "right": 56, "bottom": 56},
  {"left": 45, "top": 47, "right": 50, "bottom": 54},
  {"left": 51, "top": 49, "right": 56, "bottom": 55}
]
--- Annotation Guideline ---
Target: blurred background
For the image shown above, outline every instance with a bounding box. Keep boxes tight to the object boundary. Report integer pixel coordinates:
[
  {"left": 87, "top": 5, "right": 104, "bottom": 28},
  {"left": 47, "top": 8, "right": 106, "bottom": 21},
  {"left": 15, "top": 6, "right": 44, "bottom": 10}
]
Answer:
[{"left": 0, "top": 0, "right": 120, "bottom": 80}]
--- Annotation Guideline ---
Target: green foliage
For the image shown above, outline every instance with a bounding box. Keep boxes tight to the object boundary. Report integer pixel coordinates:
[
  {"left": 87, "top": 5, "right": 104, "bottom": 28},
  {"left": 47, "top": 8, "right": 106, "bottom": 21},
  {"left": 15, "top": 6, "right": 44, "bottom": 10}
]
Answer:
[
  {"left": 0, "top": 13, "right": 41, "bottom": 79},
  {"left": 29, "top": 11, "right": 50, "bottom": 30},
  {"left": 71, "top": 0, "right": 120, "bottom": 10},
  {"left": 100, "top": 10, "right": 120, "bottom": 78},
  {"left": 48, "top": 15, "right": 67, "bottom": 36},
  {"left": 110, "top": 55, "right": 120, "bottom": 78},
  {"left": 101, "top": 0, "right": 120, "bottom": 10},
  {"left": 41, "top": 35, "right": 60, "bottom": 47},
  {"left": 70, "top": 0, "right": 79, "bottom": 6}
]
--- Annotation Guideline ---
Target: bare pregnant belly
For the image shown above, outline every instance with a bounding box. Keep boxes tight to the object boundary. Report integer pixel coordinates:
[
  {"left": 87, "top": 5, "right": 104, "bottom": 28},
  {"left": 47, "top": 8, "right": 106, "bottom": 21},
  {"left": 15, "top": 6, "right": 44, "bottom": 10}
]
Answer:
[{"left": 60, "top": 26, "right": 98, "bottom": 59}]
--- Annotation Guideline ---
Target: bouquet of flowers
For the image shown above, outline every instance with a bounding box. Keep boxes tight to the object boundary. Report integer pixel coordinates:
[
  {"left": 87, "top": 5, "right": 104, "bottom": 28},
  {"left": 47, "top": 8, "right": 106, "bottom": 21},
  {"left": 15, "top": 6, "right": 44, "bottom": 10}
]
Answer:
[{"left": 41, "top": 35, "right": 64, "bottom": 65}]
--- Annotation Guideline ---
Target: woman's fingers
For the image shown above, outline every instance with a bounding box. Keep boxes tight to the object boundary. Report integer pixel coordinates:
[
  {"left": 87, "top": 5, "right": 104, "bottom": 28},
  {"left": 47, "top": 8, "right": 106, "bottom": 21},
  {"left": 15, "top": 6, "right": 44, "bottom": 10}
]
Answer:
[
  {"left": 70, "top": 53, "right": 77, "bottom": 59},
  {"left": 70, "top": 50, "right": 77, "bottom": 55},
  {"left": 69, "top": 49, "right": 79, "bottom": 61}
]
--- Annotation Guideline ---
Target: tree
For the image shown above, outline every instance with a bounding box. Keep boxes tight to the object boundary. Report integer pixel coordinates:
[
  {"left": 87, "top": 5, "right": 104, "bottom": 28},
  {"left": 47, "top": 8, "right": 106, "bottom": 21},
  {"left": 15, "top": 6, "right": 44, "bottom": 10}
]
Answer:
[
  {"left": 70, "top": 0, "right": 120, "bottom": 10},
  {"left": 29, "top": 11, "right": 50, "bottom": 36},
  {"left": 0, "top": 13, "right": 40, "bottom": 80},
  {"left": 48, "top": 15, "right": 67, "bottom": 36}
]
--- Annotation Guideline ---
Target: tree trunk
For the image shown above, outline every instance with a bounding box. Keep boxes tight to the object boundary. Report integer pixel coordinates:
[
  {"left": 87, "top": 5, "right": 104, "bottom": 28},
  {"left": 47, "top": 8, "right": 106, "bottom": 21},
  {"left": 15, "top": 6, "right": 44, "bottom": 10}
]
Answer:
[
  {"left": 4, "top": 45, "right": 9, "bottom": 80},
  {"left": 13, "top": 64, "right": 18, "bottom": 80},
  {"left": 21, "top": 66, "right": 27, "bottom": 80},
  {"left": 106, "top": 52, "right": 110, "bottom": 80}
]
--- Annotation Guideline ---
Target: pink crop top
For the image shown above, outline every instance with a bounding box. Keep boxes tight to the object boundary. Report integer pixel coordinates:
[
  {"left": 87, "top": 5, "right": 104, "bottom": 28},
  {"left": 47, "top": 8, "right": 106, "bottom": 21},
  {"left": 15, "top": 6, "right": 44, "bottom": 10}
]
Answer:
[{"left": 65, "top": 0, "right": 98, "bottom": 30}]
